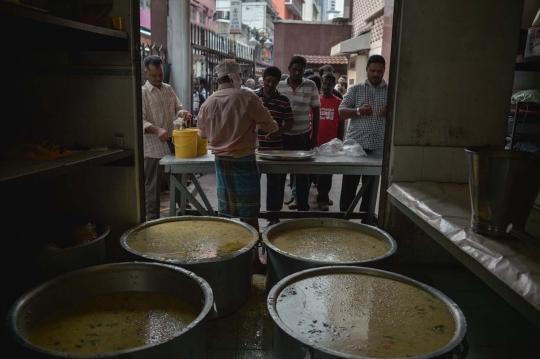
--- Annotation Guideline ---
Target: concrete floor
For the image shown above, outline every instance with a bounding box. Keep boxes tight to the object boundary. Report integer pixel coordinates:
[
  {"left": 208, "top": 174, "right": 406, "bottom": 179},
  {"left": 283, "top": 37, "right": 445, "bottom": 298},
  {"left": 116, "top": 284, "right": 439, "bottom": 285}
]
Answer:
[
  {"left": 159, "top": 174, "right": 540, "bottom": 359},
  {"left": 205, "top": 268, "right": 540, "bottom": 359}
]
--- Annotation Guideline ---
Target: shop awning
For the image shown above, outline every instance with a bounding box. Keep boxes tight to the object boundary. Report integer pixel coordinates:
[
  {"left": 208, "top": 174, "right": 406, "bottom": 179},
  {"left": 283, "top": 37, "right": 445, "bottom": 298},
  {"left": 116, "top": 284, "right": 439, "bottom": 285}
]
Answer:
[{"left": 330, "top": 32, "right": 371, "bottom": 56}]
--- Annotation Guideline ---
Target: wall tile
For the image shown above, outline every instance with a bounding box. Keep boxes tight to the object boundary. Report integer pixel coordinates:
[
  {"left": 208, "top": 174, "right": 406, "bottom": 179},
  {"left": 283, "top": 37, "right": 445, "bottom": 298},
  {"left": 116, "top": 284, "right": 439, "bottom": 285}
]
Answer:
[
  {"left": 61, "top": 116, "right": 96, "bottom": 147},
  {"left": 95, "top": 116, "right": 126, "bottom": 147},
  {"left": 451, "top": 147, "right": 469, "bottom": 183},
  {"left": 61, "top": 76, "right": 95, "bottom": 119},
  {"left": 94, "top": 77, "right": 125, "bottom": 117},
  {"left": 421, "top": 147, "right": 453, "bottom": 182},
  {"left": 392, "top": 146, "right": 424, "bottom": 181},
  {"left": 123, "top": 77, "right": 135, "bottom": 119}
]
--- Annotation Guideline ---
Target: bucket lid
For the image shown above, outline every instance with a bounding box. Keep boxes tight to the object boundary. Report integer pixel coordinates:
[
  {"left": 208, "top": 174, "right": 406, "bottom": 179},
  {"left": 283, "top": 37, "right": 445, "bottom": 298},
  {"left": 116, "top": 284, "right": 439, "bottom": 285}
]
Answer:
[
  {"left": 120, "top": 217, "right": 259, "bottom": 264},
  {"left": 268, "top": 266, "right": 466, "bottom": 359}
]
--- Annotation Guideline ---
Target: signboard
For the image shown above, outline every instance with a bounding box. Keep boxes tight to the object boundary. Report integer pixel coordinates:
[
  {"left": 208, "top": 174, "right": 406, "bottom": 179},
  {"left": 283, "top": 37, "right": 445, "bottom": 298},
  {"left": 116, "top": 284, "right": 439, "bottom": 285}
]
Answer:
[{"left": 230, "top": 0, "right": 242, "bottom": 34}]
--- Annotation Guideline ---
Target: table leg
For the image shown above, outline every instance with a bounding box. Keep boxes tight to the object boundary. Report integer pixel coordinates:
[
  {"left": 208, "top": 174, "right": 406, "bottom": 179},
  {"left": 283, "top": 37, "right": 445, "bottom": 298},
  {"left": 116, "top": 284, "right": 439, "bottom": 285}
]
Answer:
[
  {"left": 189, "top": 173, "right": 215, "bottom": 215},
  {"left": 170, "top": 175, "right": 211, "bottom": 216},
  {"left": 169, "top": 171, "right": 177, "bottom": 217},
  {"left": 366, "top": 176, "right": 380, "bottom": 225},
  {"left": 180, "top": 174, "right": 187, "bottom": 215},
  {"left": 343, "top": 176, "right": 373, "bottom": 221}
]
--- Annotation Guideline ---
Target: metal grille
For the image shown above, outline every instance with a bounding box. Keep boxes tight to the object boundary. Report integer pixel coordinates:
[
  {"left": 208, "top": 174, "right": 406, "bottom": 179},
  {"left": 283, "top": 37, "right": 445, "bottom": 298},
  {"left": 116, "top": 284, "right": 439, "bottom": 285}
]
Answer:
[{"left": 191, "top": 24, "right": 255, "bottom": 95}]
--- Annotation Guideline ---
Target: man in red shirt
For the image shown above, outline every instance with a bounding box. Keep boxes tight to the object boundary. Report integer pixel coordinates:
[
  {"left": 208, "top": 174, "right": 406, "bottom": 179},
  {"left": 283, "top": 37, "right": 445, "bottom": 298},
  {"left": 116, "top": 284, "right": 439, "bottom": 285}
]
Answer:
[{"left": 317, "top": 73, "right": 345, "bottom": 211}]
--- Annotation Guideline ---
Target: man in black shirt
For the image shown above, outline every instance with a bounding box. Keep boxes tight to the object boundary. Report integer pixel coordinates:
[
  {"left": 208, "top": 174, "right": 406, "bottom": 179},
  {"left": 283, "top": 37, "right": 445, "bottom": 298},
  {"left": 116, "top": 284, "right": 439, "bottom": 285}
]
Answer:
[{"left": 254, "top": 66, "right": 294, "bottom": 223}]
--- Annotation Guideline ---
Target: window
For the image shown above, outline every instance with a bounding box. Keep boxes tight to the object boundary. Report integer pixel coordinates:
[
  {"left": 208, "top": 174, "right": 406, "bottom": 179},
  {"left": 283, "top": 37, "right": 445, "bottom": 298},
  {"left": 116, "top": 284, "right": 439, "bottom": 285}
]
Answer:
[
  {"left": 200, "top": 10, "right": 206, "bottom": 25},
  {"left": 191, "top": 6, "right": 196, "bottom": 21},
  {"left": 217, "top": 10, "right": 230, "bottom": 20}
]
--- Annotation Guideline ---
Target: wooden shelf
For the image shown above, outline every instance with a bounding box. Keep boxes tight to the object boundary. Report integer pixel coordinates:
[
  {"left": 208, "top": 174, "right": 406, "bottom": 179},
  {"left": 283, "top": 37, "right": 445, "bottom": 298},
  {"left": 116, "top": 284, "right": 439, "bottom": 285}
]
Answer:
[
  {"left": 0, "top": 1, "right": 129, "bottom": 51},
  {"left": 0, "top": 149, "right": 134, "bottom": 186}
]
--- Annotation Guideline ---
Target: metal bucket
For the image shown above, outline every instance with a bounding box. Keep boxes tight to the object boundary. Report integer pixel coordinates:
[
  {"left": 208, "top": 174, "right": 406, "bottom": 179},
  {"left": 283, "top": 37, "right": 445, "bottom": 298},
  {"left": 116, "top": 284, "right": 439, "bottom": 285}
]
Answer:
[
  {"left": 262, "top": 218, "right": 397, "bottom": 290},
  {"left": 7, "top": 262, "right": 214, "bottom": 358},
  {"left": 120, "top": 216, "right": 259, "bottom": 318},
  {"left": 35, "top": 225, "right": 110, "bottom": 279},
  {"left": 268, "top": 266, "right": 468, "bottom": 359},
  {"left": 465, "top": 147, "right": 540, "bottom": 238}
]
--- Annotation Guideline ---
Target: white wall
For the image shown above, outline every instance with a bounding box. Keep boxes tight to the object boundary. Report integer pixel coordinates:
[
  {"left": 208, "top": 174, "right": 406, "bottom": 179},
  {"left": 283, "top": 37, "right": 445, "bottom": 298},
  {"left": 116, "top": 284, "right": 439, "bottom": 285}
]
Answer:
[{"left": 389, "top": 0, "right": 524, "bottom": 184}]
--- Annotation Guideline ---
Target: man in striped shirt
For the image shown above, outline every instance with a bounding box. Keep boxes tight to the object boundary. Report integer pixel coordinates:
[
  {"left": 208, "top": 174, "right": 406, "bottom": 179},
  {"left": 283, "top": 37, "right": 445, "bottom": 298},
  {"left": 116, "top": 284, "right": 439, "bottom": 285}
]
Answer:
[
  {"left": 142, "top": 55, "right": 191, "bottom": 220},
  {"left": 338, "top": 55, "right": 387, "bottom": 214},
  {"left": 254, "top": 66, "right": 294, "bottom": 222},
  {"left": 277, "top": 56, "right": 321, "bottom": 211}
]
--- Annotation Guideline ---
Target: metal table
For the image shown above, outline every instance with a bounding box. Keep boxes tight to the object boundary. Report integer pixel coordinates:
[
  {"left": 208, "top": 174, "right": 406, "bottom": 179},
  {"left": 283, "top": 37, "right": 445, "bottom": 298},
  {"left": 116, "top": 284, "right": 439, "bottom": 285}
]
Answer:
[{"left": 160, "top": 150, "right": 383, "bottom": 223}]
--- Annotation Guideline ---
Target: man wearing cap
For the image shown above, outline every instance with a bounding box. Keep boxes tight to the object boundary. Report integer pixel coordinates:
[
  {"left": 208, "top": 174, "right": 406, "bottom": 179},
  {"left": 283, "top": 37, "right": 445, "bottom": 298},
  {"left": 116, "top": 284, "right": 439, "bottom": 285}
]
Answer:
[{"left": 197, "top": 59, "right": 278, "bottom": 231}]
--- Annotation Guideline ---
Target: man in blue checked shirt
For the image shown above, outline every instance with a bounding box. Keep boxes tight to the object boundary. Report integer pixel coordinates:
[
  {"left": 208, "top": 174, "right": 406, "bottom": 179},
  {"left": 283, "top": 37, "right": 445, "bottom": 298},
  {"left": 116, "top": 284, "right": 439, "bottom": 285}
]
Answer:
[{"left": 338, "top": 55, "right": 387, "bottom": 214}]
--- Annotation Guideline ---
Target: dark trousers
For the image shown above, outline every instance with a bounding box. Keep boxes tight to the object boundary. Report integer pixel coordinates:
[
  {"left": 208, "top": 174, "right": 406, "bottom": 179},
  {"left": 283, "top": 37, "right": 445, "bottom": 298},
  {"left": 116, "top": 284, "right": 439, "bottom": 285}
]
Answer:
[
  {"left": 144, "top": 157, "right": 181, "bottom": 220},
  {"left": 266, "top": 173, "right": 287, "bottom": 211},
  {"left": 317, "top": 174, "right": 333, "bottom": 202},
  {"left": 339, "top": 175, "right": 375, "bottom": 212},
  {"left": 282, "top": 132, "right": 310, "bottom": 211}
]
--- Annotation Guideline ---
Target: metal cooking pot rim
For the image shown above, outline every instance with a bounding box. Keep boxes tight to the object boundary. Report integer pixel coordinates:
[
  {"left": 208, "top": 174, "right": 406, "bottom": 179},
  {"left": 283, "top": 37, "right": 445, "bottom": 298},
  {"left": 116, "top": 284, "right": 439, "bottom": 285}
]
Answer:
[
  {"left": 465, "top": 146, "right": 540, "bottom": 160},
  {"left": 267, "top": 266, "right": 467, "bottom": 359},
  {"left": 120, "top": 216, "right": 260, "bottom": 265},
  {"left": 40, "top": 225, "right": 111, "bottom": 253},
  {"left": 7, "top": 262, "right": 214, "bottom": 358},
  {"left": 262, "top": 218, "right": 397, "bottom": 264}
]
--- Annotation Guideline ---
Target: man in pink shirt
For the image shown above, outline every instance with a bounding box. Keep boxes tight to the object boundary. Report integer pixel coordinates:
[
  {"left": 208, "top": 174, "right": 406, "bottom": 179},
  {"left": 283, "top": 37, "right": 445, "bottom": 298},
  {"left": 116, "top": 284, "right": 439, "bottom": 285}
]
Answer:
[{"left": 197, "top": 59, "right": 278, "bottom": 231}]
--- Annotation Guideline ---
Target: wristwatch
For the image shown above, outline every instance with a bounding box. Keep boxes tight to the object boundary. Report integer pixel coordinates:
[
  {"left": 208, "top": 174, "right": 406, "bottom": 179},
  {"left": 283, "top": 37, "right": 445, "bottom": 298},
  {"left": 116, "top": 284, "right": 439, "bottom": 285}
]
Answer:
[{"left": 356, "top": 107, "right": 361, "bottom": 116}]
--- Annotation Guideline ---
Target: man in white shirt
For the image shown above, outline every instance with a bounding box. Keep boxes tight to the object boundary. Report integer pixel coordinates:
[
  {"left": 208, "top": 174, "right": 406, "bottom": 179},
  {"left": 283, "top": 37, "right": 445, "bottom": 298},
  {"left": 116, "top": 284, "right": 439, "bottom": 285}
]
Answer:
[
  {"left": 142, "top": 55, "right": 191, "bottom": 220},
  {"left": 277, "top": 56, "right": 321, "bottom": 211}
]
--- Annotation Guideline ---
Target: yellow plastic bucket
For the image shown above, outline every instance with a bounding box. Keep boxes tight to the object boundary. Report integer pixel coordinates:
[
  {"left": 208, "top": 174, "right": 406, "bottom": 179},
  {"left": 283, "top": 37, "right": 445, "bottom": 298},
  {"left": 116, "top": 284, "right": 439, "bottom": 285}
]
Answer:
[
  {"left": 172, "top": 129, "right": 197, "bottom": 158},
  {"left": 185, "top": 128, "right": 208, "bottom": 156}
]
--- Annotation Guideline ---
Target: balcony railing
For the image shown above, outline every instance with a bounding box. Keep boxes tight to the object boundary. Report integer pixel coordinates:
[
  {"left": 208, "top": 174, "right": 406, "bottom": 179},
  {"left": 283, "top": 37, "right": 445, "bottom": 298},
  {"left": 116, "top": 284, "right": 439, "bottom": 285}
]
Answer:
[{"left": 191, "top": 24, "right": 254, "bottom": 62}]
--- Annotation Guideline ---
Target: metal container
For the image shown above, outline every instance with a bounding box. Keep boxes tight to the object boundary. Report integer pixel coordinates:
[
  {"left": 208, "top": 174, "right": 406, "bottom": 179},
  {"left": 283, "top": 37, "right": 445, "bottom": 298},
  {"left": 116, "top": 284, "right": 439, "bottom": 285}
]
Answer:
[
  {"left": 465, "top": 147, "right": 540, "bottom": 238},
  {"left": 7, "top": 262, "right": 214, "bottom": 358},
  {"left": 262, "top": 218, "right": 397, "bottom": 289},
  {"left": 120, "top": 216, "right": 259, "bottom": 318},
  {"left": 36, "top": 225, "right": 110, "bottom": 279},
  {"left": 268, "top": 266, "right": 468, "bottom": 359}
]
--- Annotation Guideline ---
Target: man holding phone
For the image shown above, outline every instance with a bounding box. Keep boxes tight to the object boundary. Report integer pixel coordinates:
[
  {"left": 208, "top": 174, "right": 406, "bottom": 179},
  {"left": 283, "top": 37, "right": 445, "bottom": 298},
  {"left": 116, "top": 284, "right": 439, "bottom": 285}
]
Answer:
[{"left": 337, "top": 55, "right": 387, "bottom": 215}]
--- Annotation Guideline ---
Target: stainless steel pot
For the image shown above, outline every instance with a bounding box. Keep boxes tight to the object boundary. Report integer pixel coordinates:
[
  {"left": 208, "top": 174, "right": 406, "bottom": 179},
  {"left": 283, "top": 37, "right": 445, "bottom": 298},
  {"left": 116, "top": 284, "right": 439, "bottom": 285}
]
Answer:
[
  {"left": 7, "top": 262, "right": 214, "bottom": 358},
  {"left": 262, "top": 218, "right": 397, "bottom": 289},
  {"left": 120, "top": 216, "right": 259, "bottom": 318},
  {"left": 36, "top": 225, "right": 110, "bottom": 279},
  {"left": 465, "top": 146, "right": 540, "bottom": 238},
  {"left": 268, "top": 266, "right": 468, "bottom": 359}
]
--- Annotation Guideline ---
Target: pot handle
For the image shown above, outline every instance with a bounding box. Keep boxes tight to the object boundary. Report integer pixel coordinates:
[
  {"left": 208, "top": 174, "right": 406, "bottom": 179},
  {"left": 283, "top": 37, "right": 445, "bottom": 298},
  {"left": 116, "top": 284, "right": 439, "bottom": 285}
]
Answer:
[
  {"left": 211, "top": 302, "right": 219, "bottom": 318},
  {"left": 302, "top": 346, "right": 313, "bottom": 359}
]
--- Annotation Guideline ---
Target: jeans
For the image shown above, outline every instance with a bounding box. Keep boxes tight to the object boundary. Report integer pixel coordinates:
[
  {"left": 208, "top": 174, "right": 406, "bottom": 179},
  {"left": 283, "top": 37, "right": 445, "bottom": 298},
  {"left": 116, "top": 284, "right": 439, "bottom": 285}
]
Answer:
[
  {"left": 317, "top": 174, "right": 333, "bottom": 202},
  {"left": 282, "top": 132, "right": 310, "bottom": 210},
  {"left": 339, "top": 175, "right": 375, "bottom": 212}
]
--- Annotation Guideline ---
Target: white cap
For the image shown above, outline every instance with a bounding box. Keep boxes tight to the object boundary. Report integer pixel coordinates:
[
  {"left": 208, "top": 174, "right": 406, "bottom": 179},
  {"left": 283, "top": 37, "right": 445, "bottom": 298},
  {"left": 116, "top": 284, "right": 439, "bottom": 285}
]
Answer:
[{"left": 216, "top": 59, "right": 240, "bottom": 78}]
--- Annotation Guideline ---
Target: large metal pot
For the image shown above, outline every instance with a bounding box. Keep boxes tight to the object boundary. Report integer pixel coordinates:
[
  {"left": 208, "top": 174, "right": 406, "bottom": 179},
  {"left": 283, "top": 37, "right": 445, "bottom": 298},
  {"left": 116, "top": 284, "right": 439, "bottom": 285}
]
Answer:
[
  {"left": 7, "top": 262, "right": 214, "bottom": 358},
  {"left": 268, "top": 266, "right": 468, "bottom": 359},
  {"left": 35, "top": 225, "right": 110, "bottom": 279},
  {"left": 465, "top": 147, "right": 540, "bottom": 238},
  {"left": 262, "top": 218, "right": 397, "bottom": 289},
  {"left": 120, "top": 216, "right": 259, "bottom": 318}
]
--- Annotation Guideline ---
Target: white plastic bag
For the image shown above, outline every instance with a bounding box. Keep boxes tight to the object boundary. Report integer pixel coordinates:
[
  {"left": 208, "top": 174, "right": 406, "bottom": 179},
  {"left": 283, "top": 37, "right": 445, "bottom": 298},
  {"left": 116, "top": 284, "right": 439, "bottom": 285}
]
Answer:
[
  {"left": 317, "top": 138, "right": 343, "bottom": 156},
  {"left": 341, "top": 139, "right": 367, "bottom": 157}
]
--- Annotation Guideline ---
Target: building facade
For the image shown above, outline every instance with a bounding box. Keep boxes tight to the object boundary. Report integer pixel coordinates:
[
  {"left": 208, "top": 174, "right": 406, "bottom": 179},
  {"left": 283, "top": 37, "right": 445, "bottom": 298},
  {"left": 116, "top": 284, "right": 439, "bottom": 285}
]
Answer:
[
  {"left": 273, "top": 20, "right": 351, "bottom": 73},
  {"left": 274, "top": 0, "right": 304, "bottom": 20},
  {"left": 331, "top": 0, "right": 394, "bottom": 84},
  {"left": 302, "top": 0, "right": 321, "bottom": 21}
]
